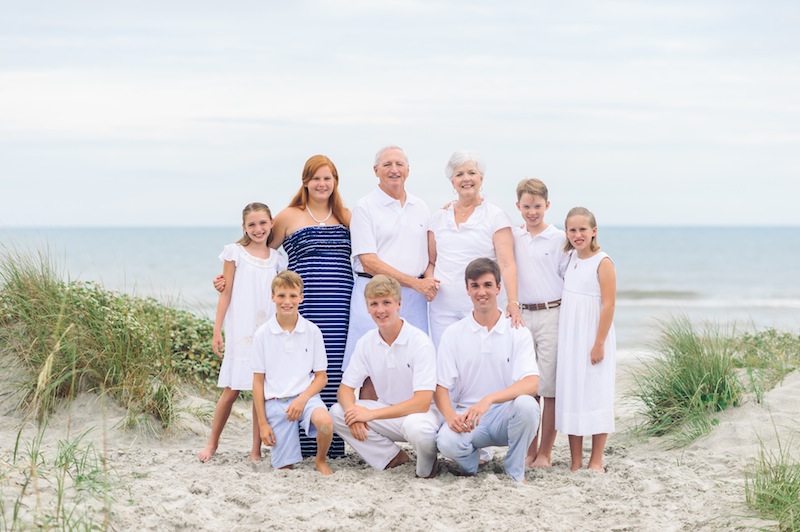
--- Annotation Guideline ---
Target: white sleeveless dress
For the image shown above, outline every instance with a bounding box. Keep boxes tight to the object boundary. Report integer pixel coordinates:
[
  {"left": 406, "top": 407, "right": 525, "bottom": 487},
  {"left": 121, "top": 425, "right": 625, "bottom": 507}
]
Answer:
[
  {"left": 555, "top": 251, "right": 616, "bottom": 436},
  {"left": 217, "top": 243, "right": 287, "bottom": 390}
]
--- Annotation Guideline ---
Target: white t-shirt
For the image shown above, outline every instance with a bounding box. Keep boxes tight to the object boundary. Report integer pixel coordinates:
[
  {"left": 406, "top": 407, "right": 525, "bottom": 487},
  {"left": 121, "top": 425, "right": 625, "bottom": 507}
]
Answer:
[
  {"left": 342, "top": 320, "right": 436, "bottom": 406},
  {"left": 252, "top": 315, "right": 327, "bottom": 399},
  {"left": 513, "top": 224, "right": 569, "bottom": 304},
  {"left": 350, "top": 187, "right": 430, "bottom": 277},
  {"left": 437, "top": 311, "right": 538, "bottom": 409},
  {"left": 428, "top": 201, "right": 512, "bottom": 309}
]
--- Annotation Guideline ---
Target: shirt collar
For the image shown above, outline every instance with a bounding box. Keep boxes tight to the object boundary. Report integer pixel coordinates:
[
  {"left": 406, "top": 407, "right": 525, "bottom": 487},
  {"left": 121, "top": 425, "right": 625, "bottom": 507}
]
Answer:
[
  {"left": 373, "top": 319, "right": 410, "bottom": 347},
  {"left": 268, "top": 315, "right": 307, "bottom": 335},
  {"left": 376, "top": 186, "right": 416, "bottom": 207},
  {"left": 514, "top": 223, "right": 561, "bottom": 241},
  {"left": 467, "top": 310, "right": 508, "bottom": 335}
]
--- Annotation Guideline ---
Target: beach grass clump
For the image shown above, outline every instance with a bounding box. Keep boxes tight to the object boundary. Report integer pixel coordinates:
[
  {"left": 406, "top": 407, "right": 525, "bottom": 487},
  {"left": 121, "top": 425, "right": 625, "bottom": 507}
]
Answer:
[
  {"left": 730, "top": 329, "right": 800, "bottom": 401},
  {"left": 0, "top": 247, "right": 219, "bottom": 427},
  {"left": 745, "top": 436, "right": 800, "bottom": 531},
  {"left": 632, "top": 315, "right": 742, "bottom": 445},
  {"left": 0, "top": 426, "right": 113, "bottom": 530}
]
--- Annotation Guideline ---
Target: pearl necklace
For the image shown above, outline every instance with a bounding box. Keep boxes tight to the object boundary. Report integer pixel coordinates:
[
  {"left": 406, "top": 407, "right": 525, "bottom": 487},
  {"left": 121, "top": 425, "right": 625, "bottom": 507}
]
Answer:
[{"left": 306, "top": 206, "right": 332, "bottom": 225}]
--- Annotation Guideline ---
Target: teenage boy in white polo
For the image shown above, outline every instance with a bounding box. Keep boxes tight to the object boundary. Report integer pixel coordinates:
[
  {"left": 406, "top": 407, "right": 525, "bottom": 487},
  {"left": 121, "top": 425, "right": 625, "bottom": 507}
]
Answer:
[
  {"left": 331, "top": 274, "right": 440, "bottom": 478},
  {"left": 252, "top": 271, "right": 334, "bottom": 475},
  {"left": 513, "top": 178, "right": 569, "bottom": 468},
  {"left": 435, "top": 258, "right": 539, "bottom": 483}
]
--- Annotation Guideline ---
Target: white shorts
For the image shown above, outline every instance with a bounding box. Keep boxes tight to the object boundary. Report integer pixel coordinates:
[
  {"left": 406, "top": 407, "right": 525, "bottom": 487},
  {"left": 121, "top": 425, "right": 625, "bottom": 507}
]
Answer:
[{"left": 521, "top": 307, "right": 559, "bottom": 398}]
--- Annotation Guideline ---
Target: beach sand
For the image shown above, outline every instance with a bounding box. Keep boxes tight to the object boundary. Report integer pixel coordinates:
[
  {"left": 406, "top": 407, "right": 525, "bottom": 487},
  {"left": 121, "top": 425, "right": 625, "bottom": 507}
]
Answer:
[{"left": 2, "top": 354, "right": 797, "bottom": 531}]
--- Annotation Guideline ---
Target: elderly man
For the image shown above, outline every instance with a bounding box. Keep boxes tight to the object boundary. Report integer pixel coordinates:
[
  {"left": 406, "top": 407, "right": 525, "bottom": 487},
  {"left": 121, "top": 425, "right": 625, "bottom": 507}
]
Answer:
[{"left": 342, "top": 145, "right": 438, "bottom": 371}]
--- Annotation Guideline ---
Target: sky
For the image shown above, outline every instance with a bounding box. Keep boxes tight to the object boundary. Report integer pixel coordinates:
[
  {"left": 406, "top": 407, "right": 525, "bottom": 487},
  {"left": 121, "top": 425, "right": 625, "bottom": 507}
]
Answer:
[{"left": 1, "top": 0, "right": 799, "bottom": 227}]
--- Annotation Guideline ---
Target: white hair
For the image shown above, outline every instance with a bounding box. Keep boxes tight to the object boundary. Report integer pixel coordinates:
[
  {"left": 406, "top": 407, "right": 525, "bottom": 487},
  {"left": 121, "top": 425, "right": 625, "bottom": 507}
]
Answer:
[
  {"left": 445, "top": 150, "right": 486, "bottom": 180},
  {"left": 373, "top": 145, "right": 408, "bottom": 167}
]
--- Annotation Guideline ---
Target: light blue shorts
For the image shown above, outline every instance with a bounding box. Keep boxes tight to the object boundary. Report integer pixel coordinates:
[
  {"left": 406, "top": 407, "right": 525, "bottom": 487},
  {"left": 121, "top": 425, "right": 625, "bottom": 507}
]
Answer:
[{"left": 265, "top": 394, "right": 327, "bottom": 469}]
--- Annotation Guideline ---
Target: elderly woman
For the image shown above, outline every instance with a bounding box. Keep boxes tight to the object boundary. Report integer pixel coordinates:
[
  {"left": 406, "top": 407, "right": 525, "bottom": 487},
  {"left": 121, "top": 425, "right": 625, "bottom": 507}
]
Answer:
[{"left": 426, "top": 150, "right": 522, "bottom": 348}]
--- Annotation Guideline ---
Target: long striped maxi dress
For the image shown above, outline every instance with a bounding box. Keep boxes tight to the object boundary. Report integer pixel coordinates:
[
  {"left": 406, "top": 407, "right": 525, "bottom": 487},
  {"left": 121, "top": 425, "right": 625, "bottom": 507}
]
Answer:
[{"left": 282, "top": 224, "right": 354, "bottom": 458}]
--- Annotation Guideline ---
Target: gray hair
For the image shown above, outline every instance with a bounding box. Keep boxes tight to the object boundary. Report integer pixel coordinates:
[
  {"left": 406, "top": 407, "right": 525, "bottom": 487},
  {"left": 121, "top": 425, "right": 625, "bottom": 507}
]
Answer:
[
  {"left": 445, "top": 150, "right": 486, "bottom": 180},
  {"left": 374, "top": 145, "right": 409, "bottom": 167}
]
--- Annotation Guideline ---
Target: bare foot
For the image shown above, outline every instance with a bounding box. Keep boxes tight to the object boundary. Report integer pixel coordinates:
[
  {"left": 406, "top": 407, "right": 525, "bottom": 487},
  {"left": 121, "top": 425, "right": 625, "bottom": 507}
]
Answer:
[
  {"left": 531, "top": 455, "right": 552, "bottom": 468},
  {"left": 315, "top": 460, "right": 334, "bottom": 475},
  {"left": 385, "top": 450, "right": 411, "bottom": 469},
  {"left": 198, "top": 444, "right": 217, "bottom": 463},
  {"left": 250, "top": 451, "right": 262, "bottom": 462},
  {"left": 569, "top": 461, "right": 582, "bottom": 472},
  {"left": 587, "top": 463, "right": 605, "bottom": 473}
]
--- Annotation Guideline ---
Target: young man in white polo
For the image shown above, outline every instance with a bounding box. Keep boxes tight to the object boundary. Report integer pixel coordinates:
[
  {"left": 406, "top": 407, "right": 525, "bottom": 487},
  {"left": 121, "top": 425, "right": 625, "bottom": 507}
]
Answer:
[
  {"left": 435, "top": 258, "right": 539, "bottom": 483},
  {"left": 330, "top": 274, "right": 440, "bottom": 478}
]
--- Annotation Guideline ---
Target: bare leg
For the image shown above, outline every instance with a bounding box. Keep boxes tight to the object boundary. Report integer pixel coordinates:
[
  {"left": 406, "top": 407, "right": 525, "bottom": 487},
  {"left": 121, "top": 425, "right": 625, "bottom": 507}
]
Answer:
[
  {"left": 250, "top": 403, "right": 262, "bottom": 461},
  {"left": 311, "top": 408, "right": 334, "bottom": 475},
  {"left": 359, "top": 377, "right": 378, "bottom": 401},
  {"left": 588, "top": 433, "right": 608, "bottom": 472},
  {"left": 532, "top": 397, "right": 557, "bottom": 468},
  {"left": 568, "top": 435, "right": 583, "bottom": 472},
  {"left": 198, "top": 388, "right": 239, "bottom": 462},
  {"left": 525, "top": 395, "right": 542, "bottom": 467},
  {"left": 385, "top": 449, "right": 411, "bottom": 469}
]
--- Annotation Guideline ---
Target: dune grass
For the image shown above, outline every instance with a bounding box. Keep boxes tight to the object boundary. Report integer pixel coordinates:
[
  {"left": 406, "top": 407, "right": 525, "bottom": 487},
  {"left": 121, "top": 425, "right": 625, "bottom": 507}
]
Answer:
[
  {"left": 632, "top": 315, "right": 800, "bottom": 447},
  {"left": 0, "top": 247, "right": 220, "bottom": 429},
  {"left": 0, "top": 423, "right": 114, "bottom": 530},
  {"left": 745, "top": 435, "right": 800, "bottom": 531},
  {"left": 632, "top": 316, "right": 742, "bottom": 446}
]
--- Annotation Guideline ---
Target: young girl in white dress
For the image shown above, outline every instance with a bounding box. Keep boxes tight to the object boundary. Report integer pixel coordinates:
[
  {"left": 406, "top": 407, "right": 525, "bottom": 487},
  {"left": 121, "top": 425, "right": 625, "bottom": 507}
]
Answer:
[
  {"left": 554, "top": 207, "right": 616, "bottom": 472},
  {"left": 198, "top": 202, "right": 288, "bottom": 462}
]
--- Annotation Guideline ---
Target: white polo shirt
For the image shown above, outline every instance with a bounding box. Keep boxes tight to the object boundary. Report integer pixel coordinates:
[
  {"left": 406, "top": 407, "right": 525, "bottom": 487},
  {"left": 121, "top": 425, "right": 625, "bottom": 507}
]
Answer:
[
  {"left": 428, "top": 201, "right": 512, "bottom": 309},
  {"left": 351, "top": 187, "right": 430, "bottom": 277},
  {"left": 252, "top": 315, "right": 327, "bottom": 399},
  {"left": 342, "top": 320, "right": 436, "bottom": 406},
  {"left": 437, "top": 312, "right": 538, "bottom": 409},
  {"left": 513, "top": 224, "right": 569, "bottom": 304}
]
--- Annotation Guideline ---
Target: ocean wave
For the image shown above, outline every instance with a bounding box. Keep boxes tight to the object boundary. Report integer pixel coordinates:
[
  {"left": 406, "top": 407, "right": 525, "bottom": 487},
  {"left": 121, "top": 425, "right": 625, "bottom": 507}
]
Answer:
[
  {"left": 617, "top": 298, "right": 800, "bottom": 309},
  {"left": 618, "top": 290, "right": 699, "bottom": 300}
]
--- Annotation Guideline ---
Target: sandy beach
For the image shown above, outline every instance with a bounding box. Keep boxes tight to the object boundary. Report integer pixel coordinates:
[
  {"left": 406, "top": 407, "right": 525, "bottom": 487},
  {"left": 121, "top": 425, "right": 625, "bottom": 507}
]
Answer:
[{"left": 2, "top": 354, "right": 797, "bottom": 531}]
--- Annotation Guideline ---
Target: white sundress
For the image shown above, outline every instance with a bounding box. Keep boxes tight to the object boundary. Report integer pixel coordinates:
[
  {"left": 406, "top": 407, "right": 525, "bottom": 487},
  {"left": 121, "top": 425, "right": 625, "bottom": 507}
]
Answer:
[
  {"left": 216, "top": 243, "right": 287, "bottom": 390},
  {"left": 555, "top": 251, "right": 616, "bottom": 436}
]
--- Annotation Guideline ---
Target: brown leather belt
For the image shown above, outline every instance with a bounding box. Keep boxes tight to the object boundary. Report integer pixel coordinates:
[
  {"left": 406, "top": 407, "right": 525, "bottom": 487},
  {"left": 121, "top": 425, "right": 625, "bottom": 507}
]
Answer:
[{"left": 520, "top": 299, "right": 561, "bottom": 311}]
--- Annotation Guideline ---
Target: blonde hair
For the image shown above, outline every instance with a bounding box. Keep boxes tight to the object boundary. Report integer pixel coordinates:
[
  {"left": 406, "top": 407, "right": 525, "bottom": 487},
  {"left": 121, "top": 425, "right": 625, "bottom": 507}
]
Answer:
[
  {"left": 516, "top": 178, "right": 549, "bottom": 201},
  {"left": 237, "top": 202, "right": 272, "bottom": 246},
  {"left": 563, "top": 206, "right": 600, "bottom": 253},
  {"left": 364, "top": 274, "right": 402, "bottom": 302},
  {"left": 287, "top": 155, "right": 348, "bottom": 229},
  {"left": 271, "top": 270, "right": 303, "bottom": 294}
]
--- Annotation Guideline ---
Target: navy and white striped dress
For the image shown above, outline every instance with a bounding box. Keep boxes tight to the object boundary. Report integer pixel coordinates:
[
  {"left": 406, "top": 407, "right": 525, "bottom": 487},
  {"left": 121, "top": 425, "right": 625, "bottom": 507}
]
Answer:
[{"left": 283, "top": 224, "right": 354, "bottom": 458}]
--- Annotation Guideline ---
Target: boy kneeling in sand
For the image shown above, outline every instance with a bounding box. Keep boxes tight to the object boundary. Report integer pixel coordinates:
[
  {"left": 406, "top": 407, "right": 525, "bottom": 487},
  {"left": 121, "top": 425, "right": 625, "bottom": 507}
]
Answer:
[
  {"left": 330, "top": 275, "right": 441, "bottom": 478},
  {"left": 252, "top": 271, "right": 333, "bottom": 475}
]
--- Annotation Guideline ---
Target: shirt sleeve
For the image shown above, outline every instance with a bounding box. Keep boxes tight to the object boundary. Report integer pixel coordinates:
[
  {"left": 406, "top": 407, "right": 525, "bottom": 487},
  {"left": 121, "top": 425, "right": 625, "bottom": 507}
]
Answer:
[
  {"left": 341, "top": 337, "right": 370, "bottom": 389},
  {"left": 511, "top": 327, "right": 538, "bottom": 381},
  {"left": 489, "top": 204, "right": 513, "bottom": 233},
  {"left": 411, "top": 334, "right": 437, "bottom": 392},
  {"left": 219, "top": 243, "right": 238, "bottom": 263},
  {"left": 436, "top": 329, "right": 459, "bottom": 391},
  {"left": 275, "top": 250, "right": 289, "bottom": 273},
  {"left": 350, "top": 198, "right": 377, "bottom": 257},
  {"left": 251, "top": 326, "right": 267, "bottom": 374},
  {"left": 311, "top": 324, "right": 327, "bottom": 372}
]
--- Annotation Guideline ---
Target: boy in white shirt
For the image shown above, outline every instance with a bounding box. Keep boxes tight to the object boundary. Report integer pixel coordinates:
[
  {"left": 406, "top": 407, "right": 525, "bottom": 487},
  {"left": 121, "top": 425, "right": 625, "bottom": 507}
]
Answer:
[
  {"left": 513, "top": 178, "right": 569, "bottom": 468},
  {"left": 252, "top": 271, "right": 333, "bottom": 475},
  {"left": 435, "top": 258, "right": 539, "bottom": 483},
  {"left": 330, "top": 275, "right": 441, "bottom": 478}
]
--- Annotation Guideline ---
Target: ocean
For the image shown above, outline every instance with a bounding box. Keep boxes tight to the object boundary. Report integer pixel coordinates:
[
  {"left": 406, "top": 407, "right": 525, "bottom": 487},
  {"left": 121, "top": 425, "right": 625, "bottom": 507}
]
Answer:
[{"left": 1, "top": 227, "right": 798, "bottom": 351}]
